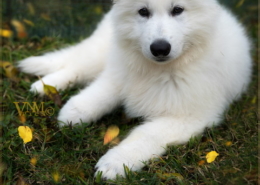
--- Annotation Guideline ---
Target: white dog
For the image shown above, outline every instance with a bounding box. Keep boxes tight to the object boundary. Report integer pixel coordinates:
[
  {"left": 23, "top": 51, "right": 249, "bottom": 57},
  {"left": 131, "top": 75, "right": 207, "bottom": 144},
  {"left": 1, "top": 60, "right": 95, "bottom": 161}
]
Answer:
[{"left": 18, "top": 0, "right": 252, "bottom": 179}]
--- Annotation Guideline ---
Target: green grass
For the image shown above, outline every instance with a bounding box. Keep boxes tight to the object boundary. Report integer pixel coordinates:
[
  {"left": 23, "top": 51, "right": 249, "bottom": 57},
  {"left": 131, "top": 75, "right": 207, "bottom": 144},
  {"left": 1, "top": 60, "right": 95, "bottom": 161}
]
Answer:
[{"left": 1, "top": 1, "right": 258, "bottom": 184}]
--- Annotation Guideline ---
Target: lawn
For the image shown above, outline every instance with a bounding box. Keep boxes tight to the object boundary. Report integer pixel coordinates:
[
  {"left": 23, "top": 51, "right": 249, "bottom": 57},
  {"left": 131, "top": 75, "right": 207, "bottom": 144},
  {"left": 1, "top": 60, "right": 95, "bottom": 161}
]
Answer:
[{"left": 1, "top": 0, "right": 258, "bottom": 184}]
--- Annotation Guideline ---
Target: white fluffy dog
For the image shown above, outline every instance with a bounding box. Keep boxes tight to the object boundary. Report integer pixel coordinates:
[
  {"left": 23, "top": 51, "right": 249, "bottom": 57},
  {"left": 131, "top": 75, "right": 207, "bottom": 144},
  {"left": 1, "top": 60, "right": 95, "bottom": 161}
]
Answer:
[{"left": 19, "top": 0, "right": 252, "bottom": 179}]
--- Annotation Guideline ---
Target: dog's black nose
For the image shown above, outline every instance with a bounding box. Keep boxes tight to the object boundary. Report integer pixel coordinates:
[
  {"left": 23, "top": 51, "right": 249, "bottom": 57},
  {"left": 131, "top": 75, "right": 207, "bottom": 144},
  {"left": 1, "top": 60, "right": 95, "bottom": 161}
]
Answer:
[{"left": 150, "top": 40, "right": 171, "bottom": 57}]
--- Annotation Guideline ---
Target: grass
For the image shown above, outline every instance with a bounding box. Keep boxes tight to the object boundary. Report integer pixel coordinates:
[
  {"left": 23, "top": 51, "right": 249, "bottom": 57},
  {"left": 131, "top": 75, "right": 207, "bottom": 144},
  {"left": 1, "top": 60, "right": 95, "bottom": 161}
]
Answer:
[{"left": 1, "top": 0, "right": 258, "bottom": 184}]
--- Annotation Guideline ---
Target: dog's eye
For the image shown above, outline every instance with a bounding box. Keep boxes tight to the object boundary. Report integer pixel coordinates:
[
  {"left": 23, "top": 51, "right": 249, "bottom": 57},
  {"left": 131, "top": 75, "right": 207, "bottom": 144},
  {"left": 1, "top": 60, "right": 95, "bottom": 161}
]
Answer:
[
  {"left": 171, "top": 6, "right": 184, "bottom": 16},
  {"left": 138, "top": 8, "right": 150, "bottom": 17}
]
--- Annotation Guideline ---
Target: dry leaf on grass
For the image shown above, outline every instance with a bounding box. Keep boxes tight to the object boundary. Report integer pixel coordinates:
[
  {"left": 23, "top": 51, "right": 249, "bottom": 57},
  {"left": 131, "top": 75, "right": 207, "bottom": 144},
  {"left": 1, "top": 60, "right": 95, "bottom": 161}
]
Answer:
[
  {"left": 11, "top": 19, "right": 27, "bottom": 38},
  {"left": 104, "top": 125, "right": 120, "bottom": 145},
  {"left": 206, "top": 151, "right": 219, "bottom": 163},
  {"left": 30, "top": 157, "right": 37, "bottom": 166},
  {"left": 18, "top": 126, "right": 33, "bottom": 144}
]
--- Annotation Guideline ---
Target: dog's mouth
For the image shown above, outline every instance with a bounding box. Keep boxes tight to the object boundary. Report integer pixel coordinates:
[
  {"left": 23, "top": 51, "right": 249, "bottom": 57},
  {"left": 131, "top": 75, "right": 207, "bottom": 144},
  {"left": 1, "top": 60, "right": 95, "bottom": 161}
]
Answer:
[{"left": 153, "top": 57, "right": 170, "bottom": 62}]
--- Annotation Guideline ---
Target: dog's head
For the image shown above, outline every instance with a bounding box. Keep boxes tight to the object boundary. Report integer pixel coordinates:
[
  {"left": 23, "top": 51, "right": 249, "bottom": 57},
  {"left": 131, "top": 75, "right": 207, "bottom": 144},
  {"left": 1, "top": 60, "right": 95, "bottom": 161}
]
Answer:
[{"left": 112, "top": 0, "right": 220, "bottom": 64}]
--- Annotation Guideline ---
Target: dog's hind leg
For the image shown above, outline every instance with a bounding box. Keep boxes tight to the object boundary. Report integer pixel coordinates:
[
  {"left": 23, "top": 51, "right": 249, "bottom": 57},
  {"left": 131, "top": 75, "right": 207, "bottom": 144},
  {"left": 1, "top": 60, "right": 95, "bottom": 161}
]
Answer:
[{"left": 18, "top": 10, "right": 114, "bottom": 92}]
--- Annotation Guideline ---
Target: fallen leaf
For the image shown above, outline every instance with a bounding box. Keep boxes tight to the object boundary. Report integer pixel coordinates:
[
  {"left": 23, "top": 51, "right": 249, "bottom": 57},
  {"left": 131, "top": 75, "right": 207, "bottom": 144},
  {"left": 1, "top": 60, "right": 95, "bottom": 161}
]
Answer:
[
  {"left": 19, "top": 113, "right": 26, "bottom": 123},
  {"left": 225, "top": 141, "right": 232, "bottom": 146},
  {"left": 206, "top": 151, "right": 219, "bottom": 163},
  {"left": 39, "top": 77, "right": 62, "bottom": 107},
  {"left": 0, "top": 29, "right": 13, "bottom": 38},
  {"left": 11, "top": 19, "right": 27, "bottom": 38},
  {"left": 52, "top": 172, "right": 60, "bottom": 183},
  {"left": 198, "top": 160, "right": 205, "bottom": 166},
  {"left": 0, "top": 61, "right": 19, "bottom": 82},
  {"left": 104, "top": 125, "right": 119, "bottom": 145},
  {"left": 30, "top": 157, "right": 37, "bottom": 166},
  {"left": 18, "top": 126, "right": 33, "bottom": 144}
]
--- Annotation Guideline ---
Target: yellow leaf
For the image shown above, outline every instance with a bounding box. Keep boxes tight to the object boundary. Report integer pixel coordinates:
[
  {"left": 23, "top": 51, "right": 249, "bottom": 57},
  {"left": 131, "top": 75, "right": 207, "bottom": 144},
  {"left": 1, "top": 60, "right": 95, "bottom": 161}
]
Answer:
[
  {"left": 52, "top": 172, "right": 60, "bottom": 182},
  {"left": 11, "top": 19, "right": 27, "bottom": 38},
  {"left": 206, "top": 151, "right": 219, "bottom": 163},
  {"left": 18, "top": 126, "right": 33, "bottom": 144},
  {"left": 0, "top": 29, "right": 13, "bottom": 38},
  {"left": 103, "top": 125, "right": 119, "bottom": 145},
  {"left": 30, "top": 157, "right": 37, "bottom": 166},
  {"left": 225, "top": 141, "right": 232, "bottom": 146},
  {"left": 0, "top": 61, "right": 19, "bottom": 82},
  {"left": 39, "top": 77, "right": 62, "bottom": 107}
]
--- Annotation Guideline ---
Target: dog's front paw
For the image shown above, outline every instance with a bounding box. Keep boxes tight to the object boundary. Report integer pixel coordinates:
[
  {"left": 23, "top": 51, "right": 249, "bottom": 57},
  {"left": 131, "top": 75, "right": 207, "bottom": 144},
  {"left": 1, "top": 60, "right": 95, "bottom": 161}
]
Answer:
[
  {"left": 95, "top": 147, "right": 144, "bottom": 180},
  {"left": 57, "top": 96, "right": 91, "bottom": 127},
  {"left": 30, "top": 80, "right": 45, "bottom": 95}
]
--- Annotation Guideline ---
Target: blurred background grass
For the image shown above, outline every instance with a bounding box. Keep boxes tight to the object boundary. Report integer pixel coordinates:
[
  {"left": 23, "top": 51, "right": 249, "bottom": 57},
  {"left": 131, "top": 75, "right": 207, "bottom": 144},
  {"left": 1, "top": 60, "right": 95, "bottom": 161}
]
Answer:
[{"left": 1, "top": 0, "right": 258, "bottom": 42}]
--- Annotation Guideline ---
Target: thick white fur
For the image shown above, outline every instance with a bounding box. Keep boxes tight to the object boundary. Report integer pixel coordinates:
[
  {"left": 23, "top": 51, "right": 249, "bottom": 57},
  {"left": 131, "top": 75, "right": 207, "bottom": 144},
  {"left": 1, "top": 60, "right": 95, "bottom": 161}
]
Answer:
[{"left": 18, "top": 0, "right": 252, "bottom": 180}]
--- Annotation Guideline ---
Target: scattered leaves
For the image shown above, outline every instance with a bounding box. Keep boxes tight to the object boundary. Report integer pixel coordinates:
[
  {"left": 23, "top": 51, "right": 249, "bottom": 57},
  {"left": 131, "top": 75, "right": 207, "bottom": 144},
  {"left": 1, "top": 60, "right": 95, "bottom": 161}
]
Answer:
[
  {"left": 206, "top": 151, "right": 219, "bottom": 163},
  {"left": 103, "top": 125, "right": 120, "bottom": 145},
  {"left": 18, "top": 126, "right": 33, "bottom": 144}
]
